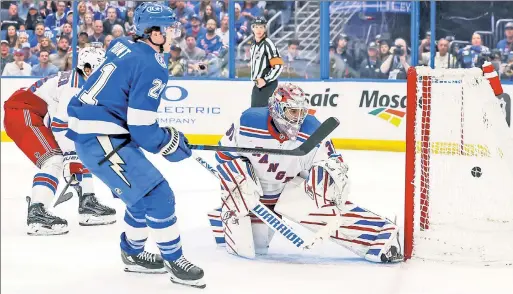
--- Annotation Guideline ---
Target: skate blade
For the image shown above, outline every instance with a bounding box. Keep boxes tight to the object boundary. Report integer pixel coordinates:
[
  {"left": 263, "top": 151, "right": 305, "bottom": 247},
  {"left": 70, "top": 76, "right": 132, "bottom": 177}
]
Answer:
[
  {"left": 79, "top": 214, "right": 117, "bottom": 226},
  {"left": 170, "top": 276, "right": 206, "bottom": 289},
  {"left": 124, "top": 265, "right": 167, "bottom": 274},
  {"left": 27, "top": 224, "right": 69, "bottom": 236}
]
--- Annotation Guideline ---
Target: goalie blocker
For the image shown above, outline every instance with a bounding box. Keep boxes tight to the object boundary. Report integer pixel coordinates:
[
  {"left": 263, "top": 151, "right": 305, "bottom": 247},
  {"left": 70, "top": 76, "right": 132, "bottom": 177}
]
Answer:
[{"left": 207, "top": 83, "right": 402, "bottom": 263}]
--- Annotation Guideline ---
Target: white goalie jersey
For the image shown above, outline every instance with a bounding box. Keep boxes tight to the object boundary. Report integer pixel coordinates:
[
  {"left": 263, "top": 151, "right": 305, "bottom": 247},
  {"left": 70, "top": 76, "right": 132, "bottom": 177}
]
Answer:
[{"left": 214, "top": 107, "right": 341, "bottom": 205}]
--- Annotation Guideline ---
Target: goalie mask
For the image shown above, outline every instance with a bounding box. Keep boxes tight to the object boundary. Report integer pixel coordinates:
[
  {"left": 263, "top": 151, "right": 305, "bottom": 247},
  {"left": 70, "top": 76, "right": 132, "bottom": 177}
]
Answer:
[
  {"left": 77, "top": 47, "right": 106, "bottom": 77},
  {"left": 268, "top": 83, "right": 309, "bottom": 140}
]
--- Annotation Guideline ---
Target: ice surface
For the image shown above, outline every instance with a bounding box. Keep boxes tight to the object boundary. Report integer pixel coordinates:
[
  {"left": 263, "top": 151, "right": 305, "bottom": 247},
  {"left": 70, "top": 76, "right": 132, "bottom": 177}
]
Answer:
[{"left": 1, "top": 144, "right": 511, "bottom": 294}]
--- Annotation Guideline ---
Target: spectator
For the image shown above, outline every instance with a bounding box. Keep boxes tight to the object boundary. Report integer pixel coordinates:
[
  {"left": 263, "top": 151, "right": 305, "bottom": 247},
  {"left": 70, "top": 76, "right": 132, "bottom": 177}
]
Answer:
[
  {"left": 4, "top": 25, "right": 18, "bottom": 49},
  {"left": 201, "top": 4, "right": 218, "bottom": 26},
  {"left": 63, "top": 52, "right": 73, "bottom": 71},
  {"left": 35, "top": 36, "right": 56, "bottom": 55},
  {"left": 14, "top": 31, "right": 29, "bottom": 51},
  {"left": 182, "top": 35, "right": 206, "bottom": 61},
  {"left": 44, "top": 1, "right": 66, "bottom": 30},
  {"left": 197, "top": 19, "right": 223, "bottom": 55},
  {"left": 1, "top": 40, "right": 14, "bottom": 73},
  {"left": 241, "top": 1, "right": 261, "bottom": 22},
  {"left": 29, "top": 23, "right": 45, "bottom": 48},
  {"left": 88, "top": 20, "right": 106, "bottom": 48},
  {"left": 80, "top": 12, "right": 95, "bottom": 36},
  {"left": 420, "top": 38, "right": 456, "bottom": 68},
  {"left": 103, "top": 34, "right": 113, "bottom": 50},
  {"left": 31, "top": 49, "right": 59, "bottom": 76},
  {"left": 419, "top": 31, "right": 431, "bottom": 55},
  {"left": 60, "top": 23, "right": 74, "bottom": 43},
  {"left": 261, "top": 1, "right": 287, "bottom": 33},
  {"left": 2, "top": 49, "right": 32, "bottom": 76},
  {"left": 21, "top": 42, "right": 38, "bottom": 66},
  {"left": 169, "top": 45, "right": 186, "bottom": 77},
  {"left": 77, "top": 1, "right": 88, "bottom": 25},
  {"left": 123, "top": 7, "right": 135, "bottom": 36},
  {"left": 195, "top": 0, "right": 219, "bottom": 18},
  {"left": 378, "top": 40, "right": 391, "bottom": 61},
  {"left": 1, "top": 4, "right": 24, "bottom": 30},
  {"left": 18, "top": 0, "right": 34, "bottom": 21},
  {"left": 91, "top": 0, "right": 108, "bottom": 21},
  {"left": 40, "top": 0, "right": 57, "bottom": 16},
  {"left": 78, "top": 32, "right": 90, "bottom": 49},
  {"left": 380, "top": 38, "right": 411, "bottom": 79},
  {"left": 234, "top": 3, "right": 249, "bottom": 43},
  {"left": 102, "top": 6, "right": 124, "bottom": 35},
  {"left": 216, "top": 0, "right": 229, "bottom": 21},
  {"left": 186, "top": 14, "right": 206, "bottom": 39},
  {"left": 216, "top": 15, "right": 229, "bottom": 46},
  {"left": 458, "top": 33, "right": 490, "bottom": 68},
  {"left": 49, "top": 35, "right": 69, "bottom": 70},
  {"left": 174, "top": 0, "right": 194, "bottom": 27},
  {"left": 170, "top": 26, "right": 187, "bottom": 49},
  {"left": 25, "top": 6, "right": 43, "bottom": 30},
  {"left": 111, "top": 24, "right": 124, "bottom": 39},
  {"left": 66, "top": 10, "right": 74, "bottom": 26},
  {"left": 334, "top": 34, "right": 355, "bottom": 69},
  {"left": 497, "top": 22, "right": 513, "bottom": 59},
  {"left": 359, "top": 42, "right": 384, "bottom": 79},
  {"left": 500, "top": 52, "right": 513, "bottom": 81},
  {"left": 282, "top": 39, "right": 303, "bottom": 77}
]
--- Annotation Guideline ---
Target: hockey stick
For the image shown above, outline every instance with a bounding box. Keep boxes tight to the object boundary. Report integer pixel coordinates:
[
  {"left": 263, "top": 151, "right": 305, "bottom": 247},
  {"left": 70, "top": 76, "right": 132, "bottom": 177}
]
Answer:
[
  {"left": 195, "top": 155, "right": 334, "bottom": 250},
  {"left": 97, "top": 117, "right": 340, "bottom": 166},
  {"left": 53, "top": 176, "right": 75, "bottom": 207}
]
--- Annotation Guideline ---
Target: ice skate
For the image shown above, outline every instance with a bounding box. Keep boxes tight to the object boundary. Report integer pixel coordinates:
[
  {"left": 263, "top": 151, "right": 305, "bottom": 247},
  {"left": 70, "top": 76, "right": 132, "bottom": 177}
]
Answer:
[
  {"left": 26, "top": 196, "right": 68, "bottom": 236},
  {"left": 164, "top": 255, "right": 206, "bottom": 289},
  {"left": 380, "top": 245, "right": 404, "bottom": 263},
  {"left": 77, "top": 186, "right": 116, "bottom": 226},
  {"left": 121, "top": 250, "right": 166, "bottom": 274}
]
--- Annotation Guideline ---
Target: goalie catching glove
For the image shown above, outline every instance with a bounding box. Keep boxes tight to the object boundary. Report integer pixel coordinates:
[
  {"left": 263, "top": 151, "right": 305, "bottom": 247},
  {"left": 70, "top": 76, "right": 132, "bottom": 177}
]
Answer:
[
  {"left": 305, "top": 156, "right": 350, "bottom": 212},
  {"left": 160, "top": 126, "right": 192, "bottom": 162},
  {"left": 216, "top": 158, "right": 263, "bottom": 217},
  {"left": 63, "top": 151, "right": 91, "bottom": 185}
]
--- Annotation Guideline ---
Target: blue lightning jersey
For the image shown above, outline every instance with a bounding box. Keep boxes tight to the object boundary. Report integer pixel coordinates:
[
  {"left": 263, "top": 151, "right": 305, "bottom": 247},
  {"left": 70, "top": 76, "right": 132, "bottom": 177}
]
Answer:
[{"left": 66, "top": 38, "right": 171, "bottom": 153}]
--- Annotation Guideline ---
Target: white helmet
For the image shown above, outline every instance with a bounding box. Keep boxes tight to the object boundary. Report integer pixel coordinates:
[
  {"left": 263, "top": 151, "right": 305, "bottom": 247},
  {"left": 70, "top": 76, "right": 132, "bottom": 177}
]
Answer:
[
  {"left": 268, "top": 83, "right": 309, "bottom": 140},
  {"left": 77, "top": 47, "right": 106, "bottom": 76}
]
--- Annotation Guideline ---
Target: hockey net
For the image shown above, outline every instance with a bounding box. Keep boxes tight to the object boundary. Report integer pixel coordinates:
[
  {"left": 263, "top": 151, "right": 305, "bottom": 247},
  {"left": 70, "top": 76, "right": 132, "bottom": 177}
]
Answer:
[{"left": 404, "top": 66, "right": 513, "bottom": 264}]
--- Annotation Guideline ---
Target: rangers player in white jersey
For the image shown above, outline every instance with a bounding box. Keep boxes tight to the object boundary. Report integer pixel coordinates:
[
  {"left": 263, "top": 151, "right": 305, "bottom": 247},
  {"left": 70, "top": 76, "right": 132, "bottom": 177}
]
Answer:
[
  {"left": 3, "top": 47, "right": 116, "bottom": 236},
  {"left": 207, "top": 83, "right": 403, "bottom": 263}
]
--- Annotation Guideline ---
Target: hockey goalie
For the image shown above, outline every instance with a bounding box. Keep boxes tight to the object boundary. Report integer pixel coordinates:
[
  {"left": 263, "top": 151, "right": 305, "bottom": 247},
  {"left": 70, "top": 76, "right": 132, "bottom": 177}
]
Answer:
[{"left": 207, "top": 83, "right": 403, "bottom": 263}]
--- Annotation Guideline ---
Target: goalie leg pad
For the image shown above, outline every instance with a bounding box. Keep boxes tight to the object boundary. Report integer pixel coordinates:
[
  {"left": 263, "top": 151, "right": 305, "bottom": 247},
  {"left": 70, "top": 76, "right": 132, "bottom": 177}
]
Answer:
[
  {"left": 216, "top": 158, "right": 263, "bottom": 217},
  {"left": 222, "top": 205, "right": 255, "bottom": 259},
  {"left": 332, "top": 202, "right": 401, "bottom": 263},
  {"left": 207, "top": 208, "right": 225, "bottom": 246}
]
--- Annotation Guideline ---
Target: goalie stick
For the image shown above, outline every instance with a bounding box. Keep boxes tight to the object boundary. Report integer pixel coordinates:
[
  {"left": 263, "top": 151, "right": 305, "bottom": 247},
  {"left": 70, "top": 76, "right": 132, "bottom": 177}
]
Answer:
[
  {"left": 97, "top": 117, "right": 340, "bottom": 165},
  {"left": 194, "top": 155, "right": 336, "bottom": 250}
]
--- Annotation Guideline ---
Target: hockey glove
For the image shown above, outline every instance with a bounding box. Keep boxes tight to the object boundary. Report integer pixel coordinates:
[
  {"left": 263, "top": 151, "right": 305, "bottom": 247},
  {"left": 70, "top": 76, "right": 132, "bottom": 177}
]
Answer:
[
  {"left": 160, "top": 126, "right": 192, "bottom": 162},
  {"left": 63, "top": 151, "right": 91, "bottom": 185}
]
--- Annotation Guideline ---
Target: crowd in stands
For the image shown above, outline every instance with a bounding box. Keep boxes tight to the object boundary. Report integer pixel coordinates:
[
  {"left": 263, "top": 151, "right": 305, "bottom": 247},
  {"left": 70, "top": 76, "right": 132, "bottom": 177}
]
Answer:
[
  {"left": 328, "top": 24, "right": 513, "bottom": 81},
  {"left": 1, "top": 1, "right": 512, "bottom": 80}
]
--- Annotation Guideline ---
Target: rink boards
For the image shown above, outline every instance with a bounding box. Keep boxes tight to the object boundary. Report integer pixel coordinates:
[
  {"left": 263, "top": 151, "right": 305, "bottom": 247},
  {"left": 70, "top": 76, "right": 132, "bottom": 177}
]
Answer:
[{"left": 2, "top": 78, "right": 513, "bottom": 152}]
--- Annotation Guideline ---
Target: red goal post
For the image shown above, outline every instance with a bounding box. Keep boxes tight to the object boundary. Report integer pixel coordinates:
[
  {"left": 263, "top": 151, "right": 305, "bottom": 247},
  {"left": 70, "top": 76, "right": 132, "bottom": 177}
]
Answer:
[{"left": 403, "top": 66, "right": 513, "bottom": 264}]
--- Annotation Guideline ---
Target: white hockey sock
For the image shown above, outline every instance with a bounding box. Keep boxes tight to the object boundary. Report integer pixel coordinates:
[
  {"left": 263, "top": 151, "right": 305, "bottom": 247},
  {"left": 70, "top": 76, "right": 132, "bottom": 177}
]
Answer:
[{"left": 31, "top": 155, "right": 62, "bottom": 206}]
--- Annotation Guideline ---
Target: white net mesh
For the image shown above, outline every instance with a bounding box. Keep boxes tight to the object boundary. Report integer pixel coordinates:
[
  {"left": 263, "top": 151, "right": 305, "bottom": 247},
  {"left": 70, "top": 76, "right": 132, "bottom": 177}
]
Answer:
[{"left": 411, "top": 67, "right": 513, "bottom": 264}]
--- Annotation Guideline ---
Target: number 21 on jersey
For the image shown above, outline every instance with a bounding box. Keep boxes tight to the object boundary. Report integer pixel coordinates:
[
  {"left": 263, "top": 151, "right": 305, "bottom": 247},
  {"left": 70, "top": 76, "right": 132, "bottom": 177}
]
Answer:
[{"left": 79, "top": 63, "right": 116, "bottom": 105}]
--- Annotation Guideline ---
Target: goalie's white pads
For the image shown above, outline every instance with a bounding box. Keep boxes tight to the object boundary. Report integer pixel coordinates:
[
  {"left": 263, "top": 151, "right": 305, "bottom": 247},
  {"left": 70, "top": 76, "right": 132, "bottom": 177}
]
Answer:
[
  {"left": 216, "top": 158, "right": 263, "bottom": 217},
  {"left": 208, "top": 207, "right": 256, "bottom": 259},
  {"left": 305, "top": 157, "right": 350, "bottom": 211}
]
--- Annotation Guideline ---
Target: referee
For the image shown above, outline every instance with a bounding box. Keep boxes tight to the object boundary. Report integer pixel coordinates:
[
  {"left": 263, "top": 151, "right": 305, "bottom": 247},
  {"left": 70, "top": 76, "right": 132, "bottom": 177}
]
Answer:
[{"left": 249, "top": 17, "right": 284, "bottom": 107}]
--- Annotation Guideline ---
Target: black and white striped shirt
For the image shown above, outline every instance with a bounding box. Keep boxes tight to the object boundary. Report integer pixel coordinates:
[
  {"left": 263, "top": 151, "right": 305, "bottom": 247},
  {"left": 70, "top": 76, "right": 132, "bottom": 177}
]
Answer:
[{"left": 249, "top": 37, "right": 283, "bottom": 83}]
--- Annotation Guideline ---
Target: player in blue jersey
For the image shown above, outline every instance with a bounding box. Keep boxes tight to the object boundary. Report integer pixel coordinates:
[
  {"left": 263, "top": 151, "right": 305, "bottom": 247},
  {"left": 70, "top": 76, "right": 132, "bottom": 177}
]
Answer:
[{"left": 66, "top": 2, "right": 205, "bottom": 289}]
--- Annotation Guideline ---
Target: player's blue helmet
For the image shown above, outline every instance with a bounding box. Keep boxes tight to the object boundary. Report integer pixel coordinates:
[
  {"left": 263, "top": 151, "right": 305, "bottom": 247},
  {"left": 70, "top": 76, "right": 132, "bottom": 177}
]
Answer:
[{"left": 134, "top": 2, "right": 180, "bottom": 38}]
